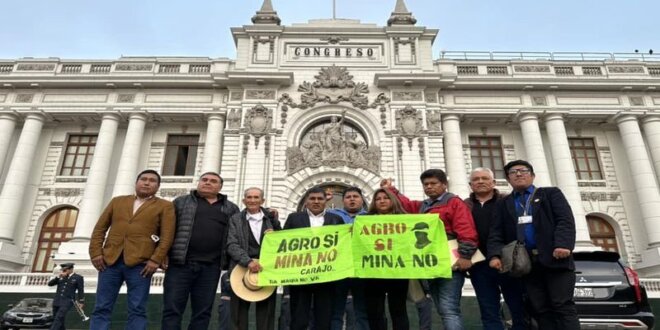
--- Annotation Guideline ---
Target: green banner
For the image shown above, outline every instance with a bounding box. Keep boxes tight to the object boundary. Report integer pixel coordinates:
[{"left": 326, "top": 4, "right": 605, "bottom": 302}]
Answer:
[
  {"left": 352, "top": 214, "right": 452, "bottom": 279},
  {"left": 258, "top": 224, "right": 354, "bottom": 286}
]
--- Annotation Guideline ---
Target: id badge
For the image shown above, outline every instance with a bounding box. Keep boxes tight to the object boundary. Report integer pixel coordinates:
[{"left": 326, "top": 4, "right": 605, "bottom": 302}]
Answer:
[{"left": 518, "top": 215, "right": 532, "bottom": 224}]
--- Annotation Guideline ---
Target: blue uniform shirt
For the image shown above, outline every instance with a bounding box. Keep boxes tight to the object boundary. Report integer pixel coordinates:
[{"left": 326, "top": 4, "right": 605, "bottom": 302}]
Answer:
[{"left": 513, "top": 185, "right": 537, "bottom": 249}]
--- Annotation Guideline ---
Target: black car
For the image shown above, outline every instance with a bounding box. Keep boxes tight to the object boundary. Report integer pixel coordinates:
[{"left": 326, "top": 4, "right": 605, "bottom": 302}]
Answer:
[
  {"left": 0, "top": 298, "right": 54, "bottom": 330},
  {"left": 574, "top": 251, "right": 655, "bottom": 329}
]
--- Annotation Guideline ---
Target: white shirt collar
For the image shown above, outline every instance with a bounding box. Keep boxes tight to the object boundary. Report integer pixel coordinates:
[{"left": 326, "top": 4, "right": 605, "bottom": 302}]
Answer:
[{"left": 247, "top": 210, "right": 264, "bottom": 221}]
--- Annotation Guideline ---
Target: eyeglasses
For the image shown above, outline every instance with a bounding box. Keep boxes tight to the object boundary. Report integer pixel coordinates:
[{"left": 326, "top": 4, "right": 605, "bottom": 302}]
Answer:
[{"left": 507, "top": 168, "right": 531, "bottom": 175}]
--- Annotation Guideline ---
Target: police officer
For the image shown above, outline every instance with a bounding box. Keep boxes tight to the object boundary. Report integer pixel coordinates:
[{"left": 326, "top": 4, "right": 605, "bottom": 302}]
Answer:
[{"left": 48, "top": 263, "right": 84, "bottom": 330}]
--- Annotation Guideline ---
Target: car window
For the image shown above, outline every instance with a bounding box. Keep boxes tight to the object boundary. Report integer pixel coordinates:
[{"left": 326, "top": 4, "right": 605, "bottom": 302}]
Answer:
[{"left": 575, "top": 260, "right": 623, "bottom": 276}]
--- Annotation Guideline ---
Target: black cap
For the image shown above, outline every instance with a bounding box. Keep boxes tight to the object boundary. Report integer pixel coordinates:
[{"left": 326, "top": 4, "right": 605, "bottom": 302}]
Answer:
[
  {"left": 412, "top": 222, "right": 429, "bottom": 231},
  {"left": 59, "top": 263, "right": 74, "bottom": 270}
]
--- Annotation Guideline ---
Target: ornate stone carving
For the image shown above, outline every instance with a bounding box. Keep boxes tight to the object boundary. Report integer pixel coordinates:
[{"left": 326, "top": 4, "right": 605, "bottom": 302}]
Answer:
[
  {"left": 580, "top": 192, "right": 620, "bottom": 202},
  {"left": 369, "top": 92, "right": 391, "bottom": 128},
  {"left": 396, "top": 105, "right": 423, "bottom": 149},
  {"left": 246, "top": 90, "right": 275, "bottom": 100},
  {"left": 227, "top": 109, "right": 242, "bottom": 129},
  {"left": 426, "top": 110, "right": 441, "bottom": 131},
  {"left": 629, "top": 96, "right": 644, "bottom": 106},
  {"left": 16, "top": 94, "right": 34, "bottom": 103},
  {"left": 115, "top": 63, "right": 153, "bottom": 71},
  {"left": 320, "top": 36, "right": 349, "bottom": 44},
  {"left": 245, "top": 104, "right": 273, "bottom": 146},
  {"left": 117, "top": 94, "right": 135, "bottom": 103},
  {"left": 286, "top": 111, "right": 381, "bottom": 174},
  {"left": 40, "top": 188, "right": 82, "bottom": 197},
  {"left": 279, "top": 65, "right": 370, "bottom": 109},
  {"left": 230, "top": 91, "right": 243, "bottom": 101},
  {"left": 16, "top": 63, "right": 55, "bottom": 71},
  {"left": 514, "top": 65, "right": 551, "bottom": 73},
  {"left": 392, "top": 91, "right": 422, "bottom": 101},
  {"left": 160, "top": 188, "right": 189, "bottom": 198},
  {"left": 532, "top": 96, "right": 547, "bottom": 106},
  {"left": 608, "top": 66, "right": 644, "bottom": 74},
  {"left": 280, "top": 104, "right": 288, "bottom": 127},
  {"left": 425, "top": 92, "right": 438, "bottom": 103},
  {"left": 418, "top": 137, "right": 425, "bottom": 160}
]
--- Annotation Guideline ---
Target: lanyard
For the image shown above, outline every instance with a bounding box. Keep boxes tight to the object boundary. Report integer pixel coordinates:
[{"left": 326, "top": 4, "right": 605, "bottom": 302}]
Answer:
[{"left": 516, "top": 188, "right": 537, "bottom": 216}]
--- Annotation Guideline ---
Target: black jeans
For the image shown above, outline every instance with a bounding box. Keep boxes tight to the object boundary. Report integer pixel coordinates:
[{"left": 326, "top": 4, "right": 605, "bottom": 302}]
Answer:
[
  {"left": 230, "top": 292, "right": 276, "bottom": 330},
  {"left": 525, "top": 262, "right": 580, "bottom": 330},
  {"left": 289, "top": 282, "right": 336, "bottom": 330},
  {"left": 364, "top": 279, "right": 409, "bottom": 330},
  {"left": 161, "top": 261, "right": 222, "bottom": 330}
]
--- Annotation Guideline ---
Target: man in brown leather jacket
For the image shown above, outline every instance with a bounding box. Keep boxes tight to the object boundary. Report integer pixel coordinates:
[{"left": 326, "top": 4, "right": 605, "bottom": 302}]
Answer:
[{"left": 88, "top": 169, "right": 175, "bottom": 330}]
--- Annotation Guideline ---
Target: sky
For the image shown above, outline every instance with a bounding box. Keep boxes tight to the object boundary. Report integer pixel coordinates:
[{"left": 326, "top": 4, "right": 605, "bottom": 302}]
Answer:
[{"left": 1, "top": 0, "right": 659, "bottom": 60}]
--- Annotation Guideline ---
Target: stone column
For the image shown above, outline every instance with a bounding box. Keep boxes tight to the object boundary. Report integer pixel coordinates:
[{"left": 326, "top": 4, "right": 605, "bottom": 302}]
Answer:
[
  {"left": 0, "top": 114, "right": 45, "bottom": 242},
  {"left": 112, "top": 113, "right": 147, "bottom": 197},
  {"left": 442, "top": 114, "right": 469, "bottom": 198},
  {"left": 641, "top": 115, "right": 660, "bottom": 183},
  {"left": 0, "top": 114, "right": 18, "bottom": 172},
  {"left": 518, "top": 113, "right": 551, "bottom": 187},
  {"left": 616, "top": 115, "right": 660, "bottom": 247},
  {"left": 200, "top": 113, "right": 226, "bottom": 174},
  {"left": 72, "top": 113, "right": 120, "bottom": 240},
  {"left": 544, "top": 114, "right": 591, "bottom": 245}
]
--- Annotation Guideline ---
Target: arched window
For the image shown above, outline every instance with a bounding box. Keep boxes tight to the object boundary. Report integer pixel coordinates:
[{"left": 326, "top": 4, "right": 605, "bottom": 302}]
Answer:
[
  {"left": 587, "top": 216, "right": 618, "bottom": 253},
  {"left": 32, "top": 207, "right": 78, "bottom": 272}
]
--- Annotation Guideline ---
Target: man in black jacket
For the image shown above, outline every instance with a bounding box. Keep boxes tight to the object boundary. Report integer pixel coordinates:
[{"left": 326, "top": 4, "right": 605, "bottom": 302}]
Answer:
[
  {"left": 227, "top": 187, "right": 281, "bottom": 330},
  {"left": 48, "top": 263, "right": 84, "bottom": 330},
  {"left": 488, "top": 160, "right": 579, "bottom": 330},
  {"left": 465, "top": 168, "right": 525, "bottom": 330},
  {"left": 162, "top": 172, "right": 239, "bottom": 330},
  {"left": 284, "top": 187, "right": 344, "bottom": 330}
]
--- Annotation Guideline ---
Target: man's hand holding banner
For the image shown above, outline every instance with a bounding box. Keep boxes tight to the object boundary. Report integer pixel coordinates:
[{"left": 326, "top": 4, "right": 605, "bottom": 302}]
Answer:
[{"left": 258, "top": 214, "right": 452, "bottom": 286}]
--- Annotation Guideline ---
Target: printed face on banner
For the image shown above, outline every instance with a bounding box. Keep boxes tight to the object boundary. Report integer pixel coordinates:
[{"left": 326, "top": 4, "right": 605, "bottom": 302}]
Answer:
[
  {"left": 257, "top": 215, "right": 453, "bottom": 286},
  {"left": 352, "top": 214, "right": 452, "bottom": 279}
]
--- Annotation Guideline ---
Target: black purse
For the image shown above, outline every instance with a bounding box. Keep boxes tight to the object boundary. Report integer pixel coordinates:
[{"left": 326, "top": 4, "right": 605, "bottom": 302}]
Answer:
[
  {"left": 500, "top": 189, "right": 537, "bottom": 277},
  {"left": 500, "top": 240, "right": 531, "bottom": 277}
]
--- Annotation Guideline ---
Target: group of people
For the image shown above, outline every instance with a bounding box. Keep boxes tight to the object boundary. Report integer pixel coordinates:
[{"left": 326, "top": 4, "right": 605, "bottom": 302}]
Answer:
[{"left": 80, "top": 158, "right": 580, "bottom": 330}]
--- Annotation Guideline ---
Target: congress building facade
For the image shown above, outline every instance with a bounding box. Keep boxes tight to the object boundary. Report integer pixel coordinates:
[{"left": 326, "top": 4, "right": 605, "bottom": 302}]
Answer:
[{"left": 2, "top": 0, "right": 660, "bottom": 278}]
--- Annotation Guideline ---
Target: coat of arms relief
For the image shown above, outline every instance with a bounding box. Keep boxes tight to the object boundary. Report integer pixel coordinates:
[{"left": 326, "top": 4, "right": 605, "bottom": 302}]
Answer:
[{"left": 282, "top": 66, "right": 387, "bottom": 174}]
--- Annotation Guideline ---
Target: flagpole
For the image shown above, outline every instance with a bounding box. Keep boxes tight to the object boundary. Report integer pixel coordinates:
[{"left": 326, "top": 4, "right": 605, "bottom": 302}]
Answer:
[{"left": 333, "top": 0, "right": 336, "bottom": 19}]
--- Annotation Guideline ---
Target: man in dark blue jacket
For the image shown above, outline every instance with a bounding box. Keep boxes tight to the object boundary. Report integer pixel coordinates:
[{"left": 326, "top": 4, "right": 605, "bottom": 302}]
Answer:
[
  {"left": 326, "top": 186, "right": 368, "bottom": 330},
  {"left": 488, "top": 160, "right": 579, "bottom": 330},
  {"left": 48, "top": 263, "right": 84, "bottom": 330},
  {"left": 162, "top": 172, "right": 239, "bottom": 330}
]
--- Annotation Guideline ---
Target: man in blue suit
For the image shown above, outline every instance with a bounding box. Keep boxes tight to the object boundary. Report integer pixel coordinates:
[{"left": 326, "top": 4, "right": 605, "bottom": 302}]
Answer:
[
  {"left": 283, "top": 187, "right": 344, "bottom": 330},
  {"left": 488, "top": 160, "right": 580, "bottom": 330}
]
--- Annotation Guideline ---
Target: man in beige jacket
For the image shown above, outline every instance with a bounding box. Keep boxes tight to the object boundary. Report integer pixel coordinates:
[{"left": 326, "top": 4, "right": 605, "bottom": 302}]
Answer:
[{"left": 88, "top": 169, "right": 175, "bottom": 330}]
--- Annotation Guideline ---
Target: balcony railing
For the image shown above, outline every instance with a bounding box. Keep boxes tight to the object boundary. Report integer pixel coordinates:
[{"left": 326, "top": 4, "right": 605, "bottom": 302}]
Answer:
[{"left": 441, "top": 51, "right": 660, "bottom": 62}]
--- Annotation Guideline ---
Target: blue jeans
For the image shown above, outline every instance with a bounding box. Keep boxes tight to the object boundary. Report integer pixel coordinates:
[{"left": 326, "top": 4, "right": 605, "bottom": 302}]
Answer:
[
  {"left": 330, "top": 279, "right": 369, "bottom": 330},
  {"left": 469, "top": 261, "right": 526, "bottom": 330},
  {"left": 161, "top": 261, "right": 222, "bottom": 330},
  {"left": 90, "top": 258, "right": 152, "bottom": 330},
  {"left": 429, "top": 271, "right": 465, "bottom": 330}
]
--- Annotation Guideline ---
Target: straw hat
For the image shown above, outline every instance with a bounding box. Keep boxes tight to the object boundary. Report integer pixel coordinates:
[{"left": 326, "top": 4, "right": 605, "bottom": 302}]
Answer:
[{"left": 229, "top": 260, "right": 276, "bottom": 302}]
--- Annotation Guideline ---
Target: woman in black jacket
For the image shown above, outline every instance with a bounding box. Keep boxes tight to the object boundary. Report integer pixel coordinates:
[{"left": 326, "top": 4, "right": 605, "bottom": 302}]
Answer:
[{"left": 363, "top": 188, "right": 410, "bottom": 330}]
